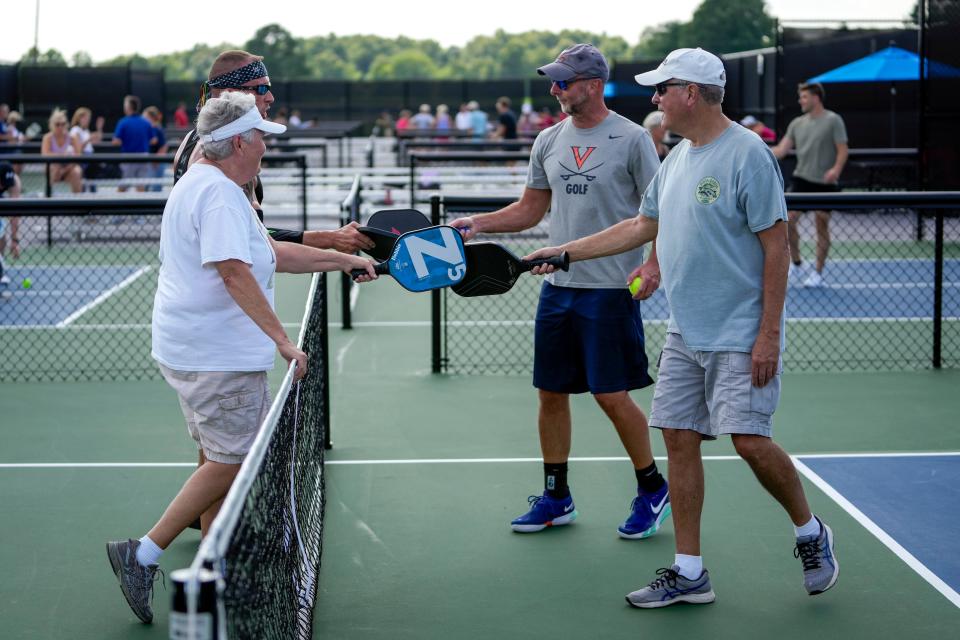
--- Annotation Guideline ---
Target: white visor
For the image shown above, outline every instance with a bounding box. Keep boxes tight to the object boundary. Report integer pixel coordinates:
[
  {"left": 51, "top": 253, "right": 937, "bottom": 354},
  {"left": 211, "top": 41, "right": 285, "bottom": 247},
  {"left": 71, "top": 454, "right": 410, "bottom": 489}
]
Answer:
[{"left": 199, "top": 107, "right": 286, "bottom": 143}]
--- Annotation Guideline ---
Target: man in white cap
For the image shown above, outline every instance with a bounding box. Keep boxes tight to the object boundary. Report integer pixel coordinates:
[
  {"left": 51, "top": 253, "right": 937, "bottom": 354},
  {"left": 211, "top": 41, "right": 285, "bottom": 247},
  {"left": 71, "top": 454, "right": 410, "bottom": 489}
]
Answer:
[
  {"left": 524, "top": 47, "right": 838, "bottom": 607},
  {"left": 451, "top": 44, "right": 669, "bottom": 543}
]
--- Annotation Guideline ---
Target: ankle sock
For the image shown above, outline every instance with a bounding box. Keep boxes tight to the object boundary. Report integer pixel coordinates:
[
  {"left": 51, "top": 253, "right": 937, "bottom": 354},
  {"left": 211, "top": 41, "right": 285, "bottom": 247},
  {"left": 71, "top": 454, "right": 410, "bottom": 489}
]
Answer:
[
  {"left": 635, "top": 462, "right": 665, "bottom": 494},
  {"left": 136, "top": 535, "right": 164, "bottom": 567},
  {"left": 674, "top": 554, "right": 703, "bottom": 580},
  {"left": 544, "top": 462, "right": 569, "bottom": 499},
  {"left": 794, "top": 515, "right": 821, "bottom": 539}
]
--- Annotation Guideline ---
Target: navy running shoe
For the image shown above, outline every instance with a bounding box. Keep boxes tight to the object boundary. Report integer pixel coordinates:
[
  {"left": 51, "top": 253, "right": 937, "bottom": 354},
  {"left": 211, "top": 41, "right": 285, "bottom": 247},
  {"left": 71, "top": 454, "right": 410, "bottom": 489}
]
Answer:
[
  {"left": 510, "top": 492, "right": 577, "bottom": 533},
  {"left": 618, "top": 482, "right": 671, "bottom": 539}
]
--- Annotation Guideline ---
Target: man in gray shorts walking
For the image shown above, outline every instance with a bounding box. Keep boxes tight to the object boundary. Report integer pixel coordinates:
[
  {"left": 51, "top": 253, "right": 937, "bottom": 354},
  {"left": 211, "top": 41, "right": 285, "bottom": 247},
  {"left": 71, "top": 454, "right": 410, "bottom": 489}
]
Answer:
[{"left": 525, "top": 47, "right": 839, "bottom": 606}]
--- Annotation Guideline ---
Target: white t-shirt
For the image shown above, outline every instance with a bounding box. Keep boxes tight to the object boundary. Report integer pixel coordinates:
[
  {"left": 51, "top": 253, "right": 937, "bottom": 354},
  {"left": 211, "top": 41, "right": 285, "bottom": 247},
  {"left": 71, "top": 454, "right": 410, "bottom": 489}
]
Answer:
[
  {"left": 69, "top": 125, "right": 93, "bottom": 154},
  {"left": 152, "top": 163, "right": 277, "bottom": 371}
]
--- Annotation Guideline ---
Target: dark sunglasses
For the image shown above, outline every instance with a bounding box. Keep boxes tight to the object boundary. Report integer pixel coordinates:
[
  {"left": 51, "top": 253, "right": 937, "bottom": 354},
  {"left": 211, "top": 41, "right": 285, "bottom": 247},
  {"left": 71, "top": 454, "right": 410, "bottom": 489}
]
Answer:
[
  {"left": 655, "top": 81, "right": 689, "bottom": 96},
  {"left": 223, "top": 83, "right": 272, "bottom": 95},
  {"left": 554, "top": 77, "right": 596, "bottom": 91}
]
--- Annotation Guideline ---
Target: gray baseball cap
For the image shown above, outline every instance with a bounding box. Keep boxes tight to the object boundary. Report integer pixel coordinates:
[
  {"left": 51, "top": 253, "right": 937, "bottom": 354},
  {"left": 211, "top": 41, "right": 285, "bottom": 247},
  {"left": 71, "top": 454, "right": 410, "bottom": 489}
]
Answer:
[{"left": 537, "top": 43, "right": 609, "bottom": 82}]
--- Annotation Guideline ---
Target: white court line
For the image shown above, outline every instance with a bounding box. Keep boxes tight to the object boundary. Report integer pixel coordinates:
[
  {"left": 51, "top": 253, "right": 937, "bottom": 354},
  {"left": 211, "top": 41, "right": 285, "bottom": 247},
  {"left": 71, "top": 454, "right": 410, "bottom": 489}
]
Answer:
[
  {"left": 56, "top": 266, "right": 152, "bottom": 328},
  {"left": 3, "top": 451, "right": 957, "bottom": 469},
  {"left": 792, "top": 456, "right": 960, "bottom": 609}
]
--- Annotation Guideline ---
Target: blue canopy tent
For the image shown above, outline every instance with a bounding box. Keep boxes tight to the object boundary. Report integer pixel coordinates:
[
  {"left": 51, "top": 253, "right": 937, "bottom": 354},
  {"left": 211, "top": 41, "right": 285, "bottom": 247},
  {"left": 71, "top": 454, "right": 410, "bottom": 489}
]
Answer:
[{"left": 807, "top": 45, "right": 960, "bottom": 146}]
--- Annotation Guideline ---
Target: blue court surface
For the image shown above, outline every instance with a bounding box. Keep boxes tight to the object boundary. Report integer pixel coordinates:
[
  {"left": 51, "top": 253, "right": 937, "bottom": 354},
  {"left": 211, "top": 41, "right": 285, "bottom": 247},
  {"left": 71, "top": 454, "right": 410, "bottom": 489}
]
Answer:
[
  {"left": 796, "top": 454, "right": 960, "bottom": 605},
  {"left": 636, "top": 258, "right": 960, "bottom": 321},
  {"left": 0, "top": 265, "right": 151, "bottom": 327}
]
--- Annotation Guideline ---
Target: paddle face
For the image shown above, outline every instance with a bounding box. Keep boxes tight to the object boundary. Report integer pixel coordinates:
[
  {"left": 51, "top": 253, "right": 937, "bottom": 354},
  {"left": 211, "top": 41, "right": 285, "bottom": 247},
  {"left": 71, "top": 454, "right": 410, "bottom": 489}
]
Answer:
[
  {"left": 386, "top": 226, "right": 467, "bottom": 292},
  {"left": 452, "top": 243, "right": 570, "bottom": 297},
  {"left": 359, "top": 209, "right": 432, "bottom": 261}
]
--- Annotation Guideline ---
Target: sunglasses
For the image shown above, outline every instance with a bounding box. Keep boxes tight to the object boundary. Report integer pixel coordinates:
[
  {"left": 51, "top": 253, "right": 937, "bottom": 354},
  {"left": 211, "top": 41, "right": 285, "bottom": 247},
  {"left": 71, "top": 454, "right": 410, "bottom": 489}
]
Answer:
[
  {"left": 655, "top": 81, "right": 689, "bottom": 96},
  {"left": 554, "top": 77, "right": 596, "bottom": 91},
  {"left": 223, "top": 83, "right": 272, "bottom": 96}
]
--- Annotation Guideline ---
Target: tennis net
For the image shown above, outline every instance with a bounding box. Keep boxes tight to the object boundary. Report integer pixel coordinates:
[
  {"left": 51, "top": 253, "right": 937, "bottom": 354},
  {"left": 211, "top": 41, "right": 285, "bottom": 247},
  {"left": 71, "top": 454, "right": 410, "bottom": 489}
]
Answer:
[{"left": 172, "top": 272, "right": 330, "bottom": 640}]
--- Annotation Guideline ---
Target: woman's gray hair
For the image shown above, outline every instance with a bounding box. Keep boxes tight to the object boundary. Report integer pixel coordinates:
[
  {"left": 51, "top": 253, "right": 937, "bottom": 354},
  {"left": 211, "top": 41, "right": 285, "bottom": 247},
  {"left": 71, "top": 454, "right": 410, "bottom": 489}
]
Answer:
[{"left": 197, "top": 92, "right": 257, "bottom": 161}]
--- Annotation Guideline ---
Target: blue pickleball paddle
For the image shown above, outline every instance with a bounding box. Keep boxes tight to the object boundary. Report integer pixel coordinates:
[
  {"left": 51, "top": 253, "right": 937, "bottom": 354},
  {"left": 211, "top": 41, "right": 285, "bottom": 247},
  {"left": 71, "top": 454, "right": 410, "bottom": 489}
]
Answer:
[{"left": 352, "top": 225, "right": 467, "bottom": 292}]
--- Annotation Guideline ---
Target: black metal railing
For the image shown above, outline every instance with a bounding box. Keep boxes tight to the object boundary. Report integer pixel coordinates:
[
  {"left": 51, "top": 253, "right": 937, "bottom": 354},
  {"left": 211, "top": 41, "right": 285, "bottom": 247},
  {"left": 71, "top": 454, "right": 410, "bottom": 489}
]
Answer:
[{"left": 430, "top": 192, "right": 960, "bottom": 374}]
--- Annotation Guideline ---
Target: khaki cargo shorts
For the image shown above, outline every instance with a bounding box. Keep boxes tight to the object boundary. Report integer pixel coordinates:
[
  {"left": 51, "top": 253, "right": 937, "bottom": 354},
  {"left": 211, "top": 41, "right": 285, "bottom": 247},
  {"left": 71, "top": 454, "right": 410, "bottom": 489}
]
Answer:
[{"left": 159, "top": 364, "right": 271, "bottom": 463}]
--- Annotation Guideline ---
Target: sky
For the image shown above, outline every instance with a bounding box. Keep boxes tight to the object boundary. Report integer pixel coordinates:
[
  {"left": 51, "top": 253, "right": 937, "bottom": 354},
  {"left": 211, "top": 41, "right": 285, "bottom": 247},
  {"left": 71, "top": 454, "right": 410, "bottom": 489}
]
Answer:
[{"left": 1, "top": 0, "right": 917, "bottom": 64}]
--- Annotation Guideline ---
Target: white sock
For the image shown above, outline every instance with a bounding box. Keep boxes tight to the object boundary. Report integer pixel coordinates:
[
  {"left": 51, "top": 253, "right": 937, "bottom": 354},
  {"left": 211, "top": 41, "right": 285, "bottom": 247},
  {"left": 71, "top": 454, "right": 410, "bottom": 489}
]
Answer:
[
  {"left": 674, "top": 554, "right": 703, "bottom": 580},
  {"left": 794, "top": 515, "right": 821, "bottom": 539},
  {"left": 136, "top": 535, "right": 164, "bottom": 567}
]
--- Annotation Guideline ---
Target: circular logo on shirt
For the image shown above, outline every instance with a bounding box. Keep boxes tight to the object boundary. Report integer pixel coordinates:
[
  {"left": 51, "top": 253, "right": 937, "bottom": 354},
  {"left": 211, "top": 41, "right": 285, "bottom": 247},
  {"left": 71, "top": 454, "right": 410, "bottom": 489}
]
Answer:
[{"left": 696, "top": 177, "right": 721, "bottom": 205}]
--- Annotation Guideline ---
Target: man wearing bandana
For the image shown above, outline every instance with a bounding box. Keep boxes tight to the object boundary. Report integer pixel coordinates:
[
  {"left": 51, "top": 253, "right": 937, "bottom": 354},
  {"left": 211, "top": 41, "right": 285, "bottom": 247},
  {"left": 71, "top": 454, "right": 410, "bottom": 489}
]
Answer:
[{"left": 173, "top": 50, "right": 373, "bottom": 254}]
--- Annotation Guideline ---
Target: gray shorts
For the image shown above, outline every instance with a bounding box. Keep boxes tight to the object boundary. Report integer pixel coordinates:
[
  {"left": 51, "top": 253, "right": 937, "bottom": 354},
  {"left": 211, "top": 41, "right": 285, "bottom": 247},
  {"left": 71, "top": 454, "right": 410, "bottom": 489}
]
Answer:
[
  {"left": 649, "top": 333, "right": 781, "bottom": 440},
  {"left": 158, "top": 364, "right": 271, "bottom": 463}
]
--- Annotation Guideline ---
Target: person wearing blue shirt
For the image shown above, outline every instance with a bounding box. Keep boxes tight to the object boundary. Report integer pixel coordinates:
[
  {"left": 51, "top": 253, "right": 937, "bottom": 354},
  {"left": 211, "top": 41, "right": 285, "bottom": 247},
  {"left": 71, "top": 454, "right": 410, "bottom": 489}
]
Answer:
[
  {"left": 113, "top": 95, "right": 155, "bottom": 191},
  {"left": 525, "top": 47, "right": 839, "bottom": 608}
]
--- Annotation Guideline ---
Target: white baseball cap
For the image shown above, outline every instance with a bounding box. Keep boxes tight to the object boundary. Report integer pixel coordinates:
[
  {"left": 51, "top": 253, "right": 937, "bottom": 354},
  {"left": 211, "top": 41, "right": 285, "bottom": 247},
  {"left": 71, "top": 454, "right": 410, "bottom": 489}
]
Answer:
[{"left": 634, "top": 48, "right": 726, "bottom": 88}]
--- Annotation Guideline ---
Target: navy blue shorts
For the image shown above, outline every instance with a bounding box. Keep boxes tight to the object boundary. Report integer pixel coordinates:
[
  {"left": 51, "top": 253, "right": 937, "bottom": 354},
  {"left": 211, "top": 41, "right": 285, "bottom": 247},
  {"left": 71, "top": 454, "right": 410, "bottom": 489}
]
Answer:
[{"left": 533, "top": 282, "right": 654, "bottom": 394}]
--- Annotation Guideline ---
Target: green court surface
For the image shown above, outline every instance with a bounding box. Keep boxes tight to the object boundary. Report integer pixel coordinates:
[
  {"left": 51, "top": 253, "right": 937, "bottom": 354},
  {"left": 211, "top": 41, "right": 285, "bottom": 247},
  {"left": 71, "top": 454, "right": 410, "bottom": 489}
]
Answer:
[{"left": 1, "top": 273, "right": 959, "bottom": 638}]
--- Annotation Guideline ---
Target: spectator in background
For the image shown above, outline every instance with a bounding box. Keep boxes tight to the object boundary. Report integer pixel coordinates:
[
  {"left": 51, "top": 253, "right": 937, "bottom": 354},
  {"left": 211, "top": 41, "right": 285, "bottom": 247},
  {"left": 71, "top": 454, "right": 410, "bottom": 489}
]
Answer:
[
  {"left": 0, "top": 104, "right": 13, "bottom": 146},
  {"left": 517, "top": 102, "right": 540, "bottom": 137},
  {"left": 70, "top": 107, "right": 106, "bottom": 190},
  {"left": 288, "top": 109, "right": 303, "bottom": 128},
  {"left": 374, "top": 110, "right": 395, "bottom": 136},
  {"left": 410, "top": 104, "right": 435, "bottom": 130},
  {"left": 740, "top": 115, "right": 776, "bottom": 142},
  {"left": 173, "top": 101, "right": 190, "bottom": 128},
  {"left": 144, "top": 106, "right": 168, "bottom": 192},
  {"left": 5, "top": 111, "right": 25, "bottom": 145},
  {"left": 538, "top": 106, "right": 555, "bottom": 130},
  {"left": 494, "top": 96, "right": 518, "bottom": 140},
  {"left": 642, "top": 110, "right": 671, "bottom": 160},
  {"left": 455, "top": 103, "right": 472, "bottom": 131},
  {"left": 395, "top": 109, "right": 412, "bottom": 131},
  {"left": 435, "top": 104, "right": 452, "bottom": 132},
  {"left": 273, "top": 106, "right": 289, "bottom": 127},
  {"left": 468, "top": 100, "right": 487, "bottom": 139},
  {"left": 41, "top": 109, "right": 83, "bottom": 194},
  {"left": 112, "top": 95, "right": 155, "bottom": 192}
]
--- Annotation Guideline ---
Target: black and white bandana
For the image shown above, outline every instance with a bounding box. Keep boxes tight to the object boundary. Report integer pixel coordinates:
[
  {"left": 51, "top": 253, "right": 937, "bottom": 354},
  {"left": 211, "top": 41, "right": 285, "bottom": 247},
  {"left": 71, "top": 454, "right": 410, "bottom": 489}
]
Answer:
[{"left": 207, "top": 59, "right": 269, "bottom": 88}]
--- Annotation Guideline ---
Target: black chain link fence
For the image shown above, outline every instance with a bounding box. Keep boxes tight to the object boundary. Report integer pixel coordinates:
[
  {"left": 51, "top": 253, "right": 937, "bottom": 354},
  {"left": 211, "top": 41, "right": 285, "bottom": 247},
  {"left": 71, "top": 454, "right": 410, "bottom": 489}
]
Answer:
[
  {"left": 1, "top": 200, "right": 165, "bottom": 382},
  {"left": 432, "top": 193, "right": 960, "bottom": 375}
]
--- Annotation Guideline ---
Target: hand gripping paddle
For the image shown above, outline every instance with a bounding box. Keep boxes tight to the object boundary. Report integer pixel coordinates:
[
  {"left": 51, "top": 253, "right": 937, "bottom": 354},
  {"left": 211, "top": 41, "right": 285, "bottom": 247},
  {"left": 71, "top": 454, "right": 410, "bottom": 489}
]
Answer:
[
  {"left": 352, "top": 225, "right": 467, "bottom": 293},
  {"left": 451, "top": 243, "right": 570, "bottom": 297},
  {"left": 358, "top": 208, "right": 432, "bottom": 261}
]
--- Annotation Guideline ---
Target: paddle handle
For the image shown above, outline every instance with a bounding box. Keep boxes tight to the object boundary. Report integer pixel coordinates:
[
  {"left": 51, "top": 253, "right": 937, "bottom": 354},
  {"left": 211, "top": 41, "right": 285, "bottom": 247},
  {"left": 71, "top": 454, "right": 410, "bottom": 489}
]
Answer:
[
  {"left": 522, "top": 251, "right": 570, "bottom": 273},
  {"left": 351, "top": 262, "right": 389, "bottom": 280}
]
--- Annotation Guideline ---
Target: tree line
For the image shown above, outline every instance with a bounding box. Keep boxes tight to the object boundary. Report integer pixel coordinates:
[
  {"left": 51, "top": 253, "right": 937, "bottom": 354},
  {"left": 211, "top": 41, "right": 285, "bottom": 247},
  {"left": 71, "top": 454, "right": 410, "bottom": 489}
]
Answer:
[{"left": 24, "top": 0, "right": 918, "bottom": 81}]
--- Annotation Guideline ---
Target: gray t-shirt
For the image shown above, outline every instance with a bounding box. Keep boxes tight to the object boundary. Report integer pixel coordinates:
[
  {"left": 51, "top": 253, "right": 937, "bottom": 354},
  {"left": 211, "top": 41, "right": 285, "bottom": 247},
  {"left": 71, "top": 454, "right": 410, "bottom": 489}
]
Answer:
[
  {"left": 640, "top": 123, "right": 788, "bottom": 352},
  {"left": 785, "top": 110, "right": 848, "bottom": 184},
  {"left": 527, "top": 111, "right": 660, "bottom": 288}
]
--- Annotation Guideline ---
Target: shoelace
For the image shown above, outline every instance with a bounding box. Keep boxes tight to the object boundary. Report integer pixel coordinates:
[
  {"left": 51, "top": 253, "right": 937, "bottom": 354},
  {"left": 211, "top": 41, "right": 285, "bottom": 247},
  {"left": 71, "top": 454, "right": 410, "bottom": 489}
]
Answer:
[
  {"left": 647, "top": 567, "right": 680, "bottom": 590},
  {"left": 794, "top": 539, "right": 822, "bottom": 571},
  {"left": 135, "top": 565, "right": 167, "bottom": 603}
]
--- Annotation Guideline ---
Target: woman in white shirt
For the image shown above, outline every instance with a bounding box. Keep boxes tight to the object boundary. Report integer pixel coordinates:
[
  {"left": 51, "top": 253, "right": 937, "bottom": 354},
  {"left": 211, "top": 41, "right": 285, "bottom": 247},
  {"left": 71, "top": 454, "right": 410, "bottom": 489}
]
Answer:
[{"left": 105, "top": 91, "right": 377, "bottom": 625}]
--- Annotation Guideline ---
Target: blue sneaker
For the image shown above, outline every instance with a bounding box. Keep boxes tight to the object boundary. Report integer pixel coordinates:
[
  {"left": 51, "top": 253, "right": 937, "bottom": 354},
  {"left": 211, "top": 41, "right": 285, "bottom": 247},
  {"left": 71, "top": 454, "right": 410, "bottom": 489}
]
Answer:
[
  {"left": 510, "top": 492, "right": 577, "bottom": 533},
  {"left": 618, "top": 482, "right": 671, "bottom": 539}
]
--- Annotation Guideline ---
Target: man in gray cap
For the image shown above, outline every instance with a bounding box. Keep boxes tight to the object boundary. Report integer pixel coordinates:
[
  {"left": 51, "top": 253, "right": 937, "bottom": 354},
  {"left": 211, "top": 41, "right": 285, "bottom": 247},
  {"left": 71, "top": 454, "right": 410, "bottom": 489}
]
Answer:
[
  {"left": 525, "top": 47, "right": 839, "bottom": 607},
  {"left": 450, "top": 44, "right": 669, "bottom": 541}
]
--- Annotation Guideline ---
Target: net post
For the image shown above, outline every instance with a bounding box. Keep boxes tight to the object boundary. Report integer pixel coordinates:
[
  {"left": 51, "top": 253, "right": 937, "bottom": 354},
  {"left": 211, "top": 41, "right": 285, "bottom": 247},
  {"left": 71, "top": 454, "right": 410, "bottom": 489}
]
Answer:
[
  {"left": 300, "top": 156, "right": 308, "bottom": 232},
  {"left": 933, "top": 210, "right": 944, "bottom": 369},
  {"left": 431, "top": 195, "right": 442, "bottom": 373},
  {"left": 409, "top": 154, "right": 416, "bottom": 209}
]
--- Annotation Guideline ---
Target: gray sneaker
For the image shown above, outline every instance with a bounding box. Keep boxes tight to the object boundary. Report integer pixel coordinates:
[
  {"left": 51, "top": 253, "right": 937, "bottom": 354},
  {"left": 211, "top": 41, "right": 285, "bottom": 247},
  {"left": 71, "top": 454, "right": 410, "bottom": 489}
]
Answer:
[
  {"left": 794, "top": 517, "right": 839, "bottom": 595},
  {"left": 106, "top": 539, "right": 163, "bottom": 623},
  {"left": 625, "top": 565, "right": 716, "bottom": 608}
]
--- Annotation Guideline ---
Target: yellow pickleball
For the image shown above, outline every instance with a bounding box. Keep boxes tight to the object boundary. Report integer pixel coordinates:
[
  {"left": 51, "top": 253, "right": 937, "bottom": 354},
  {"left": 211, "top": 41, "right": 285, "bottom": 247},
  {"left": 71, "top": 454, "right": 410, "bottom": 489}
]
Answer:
[
  {"left": 629, "top": 276, "right": 643, "bottom": 297},
  {"left": 22, "top": 277, "right": 32, "bottom": 290}
]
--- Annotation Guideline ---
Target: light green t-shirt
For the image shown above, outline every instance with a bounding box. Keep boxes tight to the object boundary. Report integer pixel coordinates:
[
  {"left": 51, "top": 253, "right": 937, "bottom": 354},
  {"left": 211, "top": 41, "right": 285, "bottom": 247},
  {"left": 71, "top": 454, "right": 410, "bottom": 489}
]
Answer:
[{"left": 785, "top": 110, "right": 848, "bottom": 184}]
